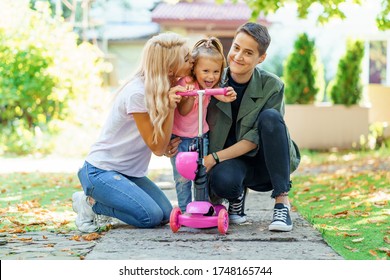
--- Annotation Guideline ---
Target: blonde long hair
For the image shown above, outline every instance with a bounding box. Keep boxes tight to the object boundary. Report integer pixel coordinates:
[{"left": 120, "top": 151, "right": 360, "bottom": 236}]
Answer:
[{"left": 135, "top": 33, "right": 188, "bottom": 144}]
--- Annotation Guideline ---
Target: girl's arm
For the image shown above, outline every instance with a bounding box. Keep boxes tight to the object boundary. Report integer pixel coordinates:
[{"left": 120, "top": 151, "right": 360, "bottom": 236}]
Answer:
[
  {"left": 133, "top": 86, "right": 183, "bottom": 156},
  {"left": 177, "top": 77, "right": 196, "bottom": 116},
  {"left": 177, "top": 96, "right": 196, "bottom": 116}
]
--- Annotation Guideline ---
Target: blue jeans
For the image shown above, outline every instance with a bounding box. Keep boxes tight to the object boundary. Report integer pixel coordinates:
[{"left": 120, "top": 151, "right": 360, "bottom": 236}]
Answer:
[
  {"left": 77, "top": 161, "right": 172, "bottom": 228},
  {"left": 209, "top": 109, "right": 292, "bottom": 201},
  {"left": 170, "top": 134, "right": 209, "bottom": 212}
]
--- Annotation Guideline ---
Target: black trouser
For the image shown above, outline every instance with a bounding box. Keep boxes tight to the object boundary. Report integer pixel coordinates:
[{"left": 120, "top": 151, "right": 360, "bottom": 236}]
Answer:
[{"left": 208, "top": 109, "right": 291, "bottom": 200}]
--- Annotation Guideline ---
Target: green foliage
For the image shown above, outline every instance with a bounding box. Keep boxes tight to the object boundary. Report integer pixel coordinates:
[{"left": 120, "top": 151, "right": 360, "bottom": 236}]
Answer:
[
  {"left": 217, "top": 0, "right": 390, "bottom": 30},
  {"left": 376, "top": 0, "right": 390, "bottom": 30},
  {"left": 283, "top": 33, "right": 324, "bottom": 104},
  {"left": 328, "top": 40, "right": 365, "bottom": 106},
  {"left": 0, "top": 0, "right": 108, "bottom": 155}
]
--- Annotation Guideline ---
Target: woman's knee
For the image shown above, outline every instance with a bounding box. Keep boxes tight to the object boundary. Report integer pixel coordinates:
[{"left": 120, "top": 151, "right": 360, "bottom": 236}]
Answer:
[
  {"left": 139, "top": 207, "right": 164, "bottom": 228},
  {"left": 209, "top": 166, "right": 243, "bottom": 199}
]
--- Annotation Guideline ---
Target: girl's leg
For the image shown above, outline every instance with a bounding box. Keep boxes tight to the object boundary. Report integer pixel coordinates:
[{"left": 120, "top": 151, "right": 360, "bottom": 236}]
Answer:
[{"left": 170, "top": 136, "right": 193, "bottom": 212}]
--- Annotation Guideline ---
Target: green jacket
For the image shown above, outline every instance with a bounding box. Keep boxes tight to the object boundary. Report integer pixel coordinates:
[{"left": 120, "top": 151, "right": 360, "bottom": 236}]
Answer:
[{"left": 207, "top": 66, "right": 301, "bottom": 173}]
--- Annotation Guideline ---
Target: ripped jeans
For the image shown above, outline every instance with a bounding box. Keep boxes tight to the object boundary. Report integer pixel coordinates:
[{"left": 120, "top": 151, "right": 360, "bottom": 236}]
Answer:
[
  {"left": 77, "top": 161, "right": 172, "bottom": 228},
  {"left": 170, "top": 134, "right": 209, "bottom": 212}
]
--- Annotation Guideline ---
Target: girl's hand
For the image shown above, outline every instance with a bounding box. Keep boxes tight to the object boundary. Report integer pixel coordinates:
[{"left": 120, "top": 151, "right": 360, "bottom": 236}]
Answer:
[
  {"left": 214, "top": 87, "right": 237, "bottom": 103},
  {"left": 168, "top": 85, "right": 185, "bottom": 109}
]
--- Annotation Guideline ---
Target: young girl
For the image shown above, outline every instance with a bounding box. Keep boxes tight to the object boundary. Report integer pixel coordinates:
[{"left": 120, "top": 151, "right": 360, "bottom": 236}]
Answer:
[
  {"left": 72, "top": 32, "right": 193, "bottom": 233},
  {"left": 168, "top": 37, "right": 236, "bottom": 212}
]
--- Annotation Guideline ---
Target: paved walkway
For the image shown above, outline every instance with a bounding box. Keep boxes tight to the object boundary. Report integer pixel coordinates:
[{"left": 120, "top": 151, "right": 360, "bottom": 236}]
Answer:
[{"left": 0, "top": 156, "right": 342, "bottom": 260}]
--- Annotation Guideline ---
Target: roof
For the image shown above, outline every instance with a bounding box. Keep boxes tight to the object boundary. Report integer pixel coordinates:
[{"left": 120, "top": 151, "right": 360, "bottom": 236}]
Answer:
[{"left": 151, "top": 2, "right": 269, "bottom": 31}]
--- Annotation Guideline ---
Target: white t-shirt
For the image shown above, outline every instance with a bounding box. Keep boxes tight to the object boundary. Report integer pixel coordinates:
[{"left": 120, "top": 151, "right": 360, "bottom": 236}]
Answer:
[{"left": 86, "top": 77, "right": 151, "bottom": 177}]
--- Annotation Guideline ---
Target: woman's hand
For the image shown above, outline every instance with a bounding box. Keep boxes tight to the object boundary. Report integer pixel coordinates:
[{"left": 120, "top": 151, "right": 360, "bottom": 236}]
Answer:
[
  {"left": 204, "top": 154, "right": 217, "bottom": 173},
  {"left": 168, "top": 85, "right": 186, "bottom": 109},
  {"left": 164, "top": 137, "right": 182, "bottom": 158}
]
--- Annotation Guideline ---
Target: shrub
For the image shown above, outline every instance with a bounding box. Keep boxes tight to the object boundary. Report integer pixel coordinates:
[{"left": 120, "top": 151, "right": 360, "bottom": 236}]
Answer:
[
  {"left": 283, "top": 33, "right": 324, "bottom": 104},
  {"left": 328, "top": 39, "right": 365, "bottom": 106},
  {"left": 0, "top": 0, "right": 108, "bottom": 154}
]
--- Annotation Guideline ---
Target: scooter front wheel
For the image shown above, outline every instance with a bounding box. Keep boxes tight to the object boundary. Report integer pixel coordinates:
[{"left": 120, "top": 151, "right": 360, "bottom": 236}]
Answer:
[
  {"left": 217, "top": 208, "right": 229, "bottom": 234},
  {"left": 170, "top": 207, "right": 182, "bottom": 233}
]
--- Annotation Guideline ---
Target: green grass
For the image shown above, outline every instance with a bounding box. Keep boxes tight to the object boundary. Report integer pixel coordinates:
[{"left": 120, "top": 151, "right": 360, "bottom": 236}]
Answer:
[
  {"left": 291, "top": 158, "right": 390, "bottom": 260},
  {"left": 0, "top": 173, "right": 81, "bottom": 233},
  {"left": 0, "top": 148, "right": 389, "bottom": 260}
]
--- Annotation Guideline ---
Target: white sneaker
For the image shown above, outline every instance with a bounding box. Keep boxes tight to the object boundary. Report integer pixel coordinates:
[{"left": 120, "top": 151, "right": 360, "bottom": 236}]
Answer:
[
  {"left": 94, "top": 214, "right": 113, "bottom": 228},
  {"left": 72, "top": 191, "right": 98, "bottom": 233},
  {"left": 228, "top": 214, "right": 247, "bottom": 224}
]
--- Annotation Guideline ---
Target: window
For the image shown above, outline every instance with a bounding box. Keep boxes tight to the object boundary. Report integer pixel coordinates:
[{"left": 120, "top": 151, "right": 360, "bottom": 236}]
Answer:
[{"left": 369, "top": 41, "right": 387, "bottom": 84}]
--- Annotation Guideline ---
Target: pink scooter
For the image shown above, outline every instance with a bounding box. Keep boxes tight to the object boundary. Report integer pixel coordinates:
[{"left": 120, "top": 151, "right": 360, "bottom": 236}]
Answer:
[{"left": 169, "top": 88, "right": 229, "bottom": 234}]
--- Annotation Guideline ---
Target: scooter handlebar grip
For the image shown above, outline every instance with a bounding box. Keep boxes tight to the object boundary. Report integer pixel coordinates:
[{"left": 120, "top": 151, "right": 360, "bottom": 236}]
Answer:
[
  {"left": 176, "top": 88, "right": 228, "bottom": 96},
  {"left": 204, "top": 88, "right": 228, "bottom": 96},
  {"left": 176, "top": 90, "right": 198, "bottom": 96}
]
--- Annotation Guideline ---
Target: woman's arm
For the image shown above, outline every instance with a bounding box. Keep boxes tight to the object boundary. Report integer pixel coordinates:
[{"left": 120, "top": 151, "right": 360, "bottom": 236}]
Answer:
[
  {"left": 133, "top": 110, "right": 175, "bottom": 156},
  {"left": 203, "top": 139, "right": 257, "bottom": 172},
  {"left": 133, "top": 85, "right": 183, "bottom": 156}
]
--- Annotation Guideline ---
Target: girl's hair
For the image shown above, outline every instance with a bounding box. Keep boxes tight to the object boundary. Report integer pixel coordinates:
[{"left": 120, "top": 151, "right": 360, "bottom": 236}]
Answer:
[
  {"left": 135, "top": 32, "right": 188, "bottom": 144},
  {"left": 191, "top": 37, "right": 226, "bottom": 85}
]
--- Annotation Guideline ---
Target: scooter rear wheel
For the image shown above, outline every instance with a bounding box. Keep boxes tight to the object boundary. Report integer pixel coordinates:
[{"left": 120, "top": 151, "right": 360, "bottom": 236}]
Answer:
[
  {"left": 217, "top": 208, "right": 229, "bottom": 234},
  {"left": 170, "top": 207, "right": 182, "bottom": 233}
]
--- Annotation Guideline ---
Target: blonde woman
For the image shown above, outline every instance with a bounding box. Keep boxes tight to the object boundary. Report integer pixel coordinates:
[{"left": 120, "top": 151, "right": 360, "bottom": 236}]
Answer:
[{"left": 72, "top": 32, "right": 193, "bottom": 233}]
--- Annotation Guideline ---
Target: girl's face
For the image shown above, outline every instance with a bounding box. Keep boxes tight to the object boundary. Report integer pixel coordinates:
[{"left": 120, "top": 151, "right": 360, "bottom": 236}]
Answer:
[
  {"left": 175, "top": 47, "right": 193, "bottom": 78},
  {"left": 193, "top": 57, "right": 222, "bottom": 89}
]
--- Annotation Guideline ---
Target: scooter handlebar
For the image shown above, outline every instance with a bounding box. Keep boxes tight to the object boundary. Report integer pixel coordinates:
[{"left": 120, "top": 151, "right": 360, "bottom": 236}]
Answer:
[{"left": 176, "top": 88, "right": 228, "bottom": 96}]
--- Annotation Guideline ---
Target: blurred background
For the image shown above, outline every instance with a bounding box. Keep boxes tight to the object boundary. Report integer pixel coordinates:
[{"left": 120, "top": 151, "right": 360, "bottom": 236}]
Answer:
[{"left": 1, "top": 0, "right": 389, "bottom": 157}]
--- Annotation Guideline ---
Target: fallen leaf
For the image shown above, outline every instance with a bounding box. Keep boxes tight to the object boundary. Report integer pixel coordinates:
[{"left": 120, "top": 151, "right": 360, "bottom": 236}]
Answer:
[
  {"left": 343, "top": 232, "right": 361, "bottom": 237},
  {"left": 82, "top": 232, "right": 101, "bottom": 241},
  {"left": 69, "top": 235, "right": 81, "bottom": 241},
  {"left": 377, "top": 247, "right": 390, "bottom": 253},
  {"left": 18, "top": 237, "right": 33, "bottom": 242},
  {"left": 334, "top": 210, "right": 349, "bottom": 217},
  {"left": 384, "top": 236, "right": 390, "bottom": 244},
  {"left": 344, "top": 245, "right": 359, "bottom": 252},
  {"left": 369, "top": 250, "right": 378, "bottom": 257},
  {"left": 351, "top": 237, "right": 365, "bottom": 243}
]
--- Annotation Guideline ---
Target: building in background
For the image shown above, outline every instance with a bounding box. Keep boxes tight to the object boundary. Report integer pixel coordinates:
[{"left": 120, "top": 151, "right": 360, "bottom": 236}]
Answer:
[{"left": 151, "top": 0, "right": 269, "bottom": 57}]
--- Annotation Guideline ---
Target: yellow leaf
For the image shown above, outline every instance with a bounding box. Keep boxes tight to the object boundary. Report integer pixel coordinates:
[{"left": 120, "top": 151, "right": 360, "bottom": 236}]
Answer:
[
  {"left": 82, "top": 232, "right": 101, "bottom": 241},
  {"left": 369, "top": 250, "right": 378, "bottom": 257}
]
